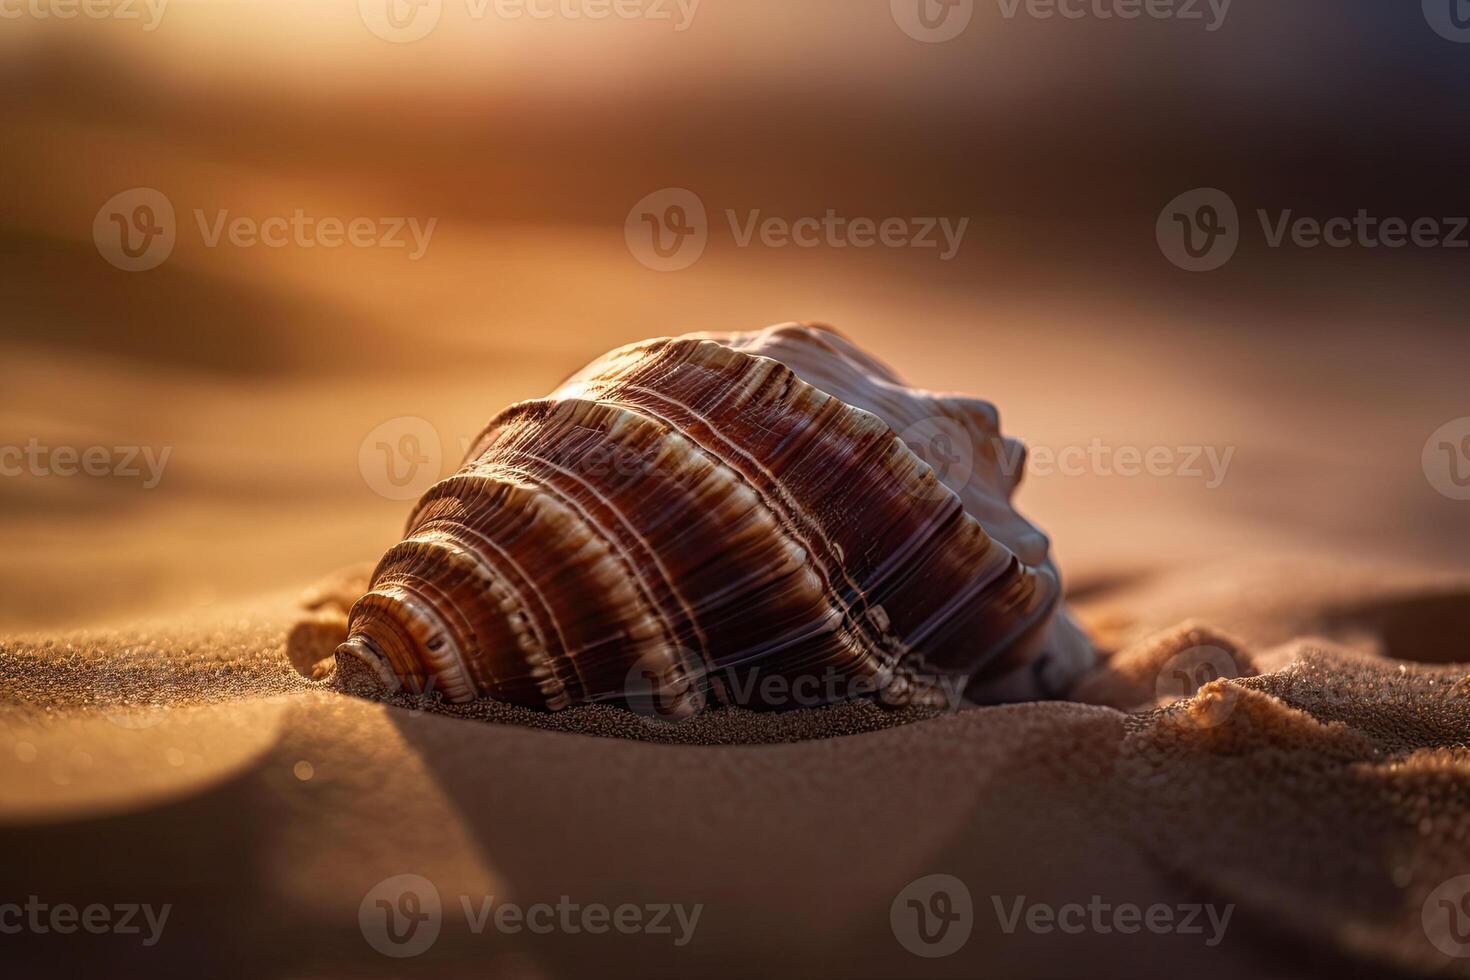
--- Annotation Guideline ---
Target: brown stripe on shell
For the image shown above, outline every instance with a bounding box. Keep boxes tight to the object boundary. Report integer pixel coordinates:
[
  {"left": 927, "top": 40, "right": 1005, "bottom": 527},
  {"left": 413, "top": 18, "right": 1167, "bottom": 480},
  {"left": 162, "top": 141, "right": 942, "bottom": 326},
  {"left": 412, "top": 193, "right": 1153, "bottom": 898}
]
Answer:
[
  {"left": 341, "top": 326, "right": 1081, "bottom": 715},
  {"left": 407, "top": 476, "right": 694, "bottom": 712},
  {"left": 550, "top": 340, "right": 1024, "bottom": 654},
  {"left": 460, "top": 393, "right": 887, "bottom": 710}
]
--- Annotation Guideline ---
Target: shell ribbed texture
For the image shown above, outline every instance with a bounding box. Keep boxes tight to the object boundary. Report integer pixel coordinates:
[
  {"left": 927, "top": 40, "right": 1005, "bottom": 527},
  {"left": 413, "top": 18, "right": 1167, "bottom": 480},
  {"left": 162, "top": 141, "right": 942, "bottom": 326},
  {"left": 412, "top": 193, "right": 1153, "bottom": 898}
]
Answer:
[{"left": 342, "top": 324, "right": 1078, "bottom": 716}]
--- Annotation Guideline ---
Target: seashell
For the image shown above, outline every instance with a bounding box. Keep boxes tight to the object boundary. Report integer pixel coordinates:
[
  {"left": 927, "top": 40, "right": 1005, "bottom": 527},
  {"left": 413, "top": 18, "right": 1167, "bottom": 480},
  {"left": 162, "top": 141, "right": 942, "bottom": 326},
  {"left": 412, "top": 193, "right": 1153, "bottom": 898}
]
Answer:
[{"left": 338, "top": 323, "right": 1093, "bottom": 718}]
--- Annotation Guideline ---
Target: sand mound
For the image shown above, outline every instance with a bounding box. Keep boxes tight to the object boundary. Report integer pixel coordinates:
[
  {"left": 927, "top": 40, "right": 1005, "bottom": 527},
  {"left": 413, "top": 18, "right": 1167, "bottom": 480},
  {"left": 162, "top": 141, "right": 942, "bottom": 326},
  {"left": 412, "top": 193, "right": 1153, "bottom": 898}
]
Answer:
[
  {"left": 4, "top": 562, "right": 1470, "bottom": 977},
  {"left": 1094, "top": 636, "right": 1470, "bottom": 978}
]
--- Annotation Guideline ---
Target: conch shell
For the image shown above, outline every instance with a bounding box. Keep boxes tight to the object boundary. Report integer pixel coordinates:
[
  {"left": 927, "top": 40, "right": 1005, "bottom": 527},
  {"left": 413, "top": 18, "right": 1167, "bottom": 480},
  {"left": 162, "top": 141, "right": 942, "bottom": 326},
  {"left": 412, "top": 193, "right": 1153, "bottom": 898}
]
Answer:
[{"left": 340, "top": 324, "right": 1092, "bottom": 718}]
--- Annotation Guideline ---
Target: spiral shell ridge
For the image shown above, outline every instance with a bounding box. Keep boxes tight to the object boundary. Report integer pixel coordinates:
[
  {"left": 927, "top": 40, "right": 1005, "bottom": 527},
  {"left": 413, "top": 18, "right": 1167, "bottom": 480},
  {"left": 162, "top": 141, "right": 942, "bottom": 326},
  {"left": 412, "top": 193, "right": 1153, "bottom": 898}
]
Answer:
[{"left": 341, "top": 324, "right": 1092, "bottom": 716}]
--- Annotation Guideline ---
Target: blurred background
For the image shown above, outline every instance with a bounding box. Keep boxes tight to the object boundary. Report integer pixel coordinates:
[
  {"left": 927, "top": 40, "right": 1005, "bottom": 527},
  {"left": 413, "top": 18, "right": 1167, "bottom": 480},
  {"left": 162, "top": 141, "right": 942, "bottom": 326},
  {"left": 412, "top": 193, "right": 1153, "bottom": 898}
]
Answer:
[{"left": 3, "top": 0, "right": 1468, "bottom": 630}]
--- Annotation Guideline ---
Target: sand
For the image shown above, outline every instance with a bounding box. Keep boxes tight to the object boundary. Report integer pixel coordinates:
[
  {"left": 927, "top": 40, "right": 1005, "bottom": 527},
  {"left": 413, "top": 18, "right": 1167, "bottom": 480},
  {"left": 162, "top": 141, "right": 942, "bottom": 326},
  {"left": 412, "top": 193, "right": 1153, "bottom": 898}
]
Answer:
[
  {"left": 3, "top": 557, "right": 1469, "bottom": 979},
  {"left": 7, "top": 7, "right": 1470, "bottom": 976},
  {"left": 5, "top": 285, "right": 1468, "bottom": 976},
  {"left": 5, "top": 202, "right": 1468, "bottom": 978}
]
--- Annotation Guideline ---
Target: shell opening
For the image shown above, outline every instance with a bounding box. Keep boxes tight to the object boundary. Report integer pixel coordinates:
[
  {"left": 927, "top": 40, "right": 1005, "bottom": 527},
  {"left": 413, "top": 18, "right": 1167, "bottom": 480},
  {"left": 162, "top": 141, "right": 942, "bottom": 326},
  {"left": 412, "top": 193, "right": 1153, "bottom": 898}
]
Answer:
[{"left": 336, "top": 635, "right": 402, "bottom": 694}]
